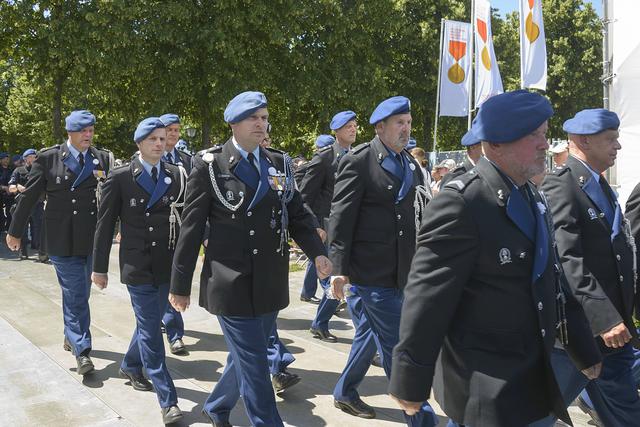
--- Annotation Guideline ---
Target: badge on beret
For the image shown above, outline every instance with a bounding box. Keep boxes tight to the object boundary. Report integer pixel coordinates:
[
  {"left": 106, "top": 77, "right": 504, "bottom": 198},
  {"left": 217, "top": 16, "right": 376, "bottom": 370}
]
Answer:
[
  {"left": 203, "top": 152, "right": 214, "bottom": 163},
  {"left": 164, "top": 177, "right": 172, "bottom": 184},
  {"left": 588, "top": 208, "right": 598, "bottom": 220},
  {"left": 92, "top": 158, "right": 99, "bottom": 165},
  {"left": 409, "top": 163, "right": 416, "bottom": 171},
  {"left": 498, "top": 248, "right": 512, "bottom": 265}
]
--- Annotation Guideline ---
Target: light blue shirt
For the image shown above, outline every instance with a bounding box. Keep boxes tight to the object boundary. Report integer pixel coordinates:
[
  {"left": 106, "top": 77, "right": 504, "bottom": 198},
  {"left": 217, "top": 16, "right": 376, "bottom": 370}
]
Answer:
[
  {"left": 67, "top": 140, "right": 88, "bottom": 163},
  {"left": 138, "top": 157, "right": 161, "bottom": 178},
  {"left": 232, "top": 137, "right": 261, "bottom": 175}
]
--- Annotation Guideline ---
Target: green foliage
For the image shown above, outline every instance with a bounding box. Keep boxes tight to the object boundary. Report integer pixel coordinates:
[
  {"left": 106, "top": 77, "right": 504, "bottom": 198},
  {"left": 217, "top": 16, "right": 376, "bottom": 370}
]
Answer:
[{"left": 0, "top": 0, "right": 603, "bottom": 158}]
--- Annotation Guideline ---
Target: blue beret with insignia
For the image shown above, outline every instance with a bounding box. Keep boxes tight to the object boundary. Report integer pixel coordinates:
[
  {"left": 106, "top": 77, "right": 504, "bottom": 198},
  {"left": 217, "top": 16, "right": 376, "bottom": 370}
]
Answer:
[
  {"left": 330, "top": 110, "right": 356, "bottom": 130},
  {"left": 471, "top": 90, "right": 553, "bottom": 144},
  {"left": 461, "top": 130, "right": 481, "bottom": 147},
  {"left": 563, "top": 108, "right": 620, "bottom": 135},
  {"left": 134, "top": 117, "right": 166, "bottom": 143},
  {"left": 224, "top": 91, "right": 268, "bottom": 124},
  {"left": 0, "top": 152, "right": 8, "bottom": 159},
  {"left": 369, "top": 96, "right": 411, "bottom": 125},
  {"left": 315, "top": 134, "right": 335, "bottom": 148},
  {"left": 160, "top": 113, "right": 180, "bottom": 126},
  {"left": 22, "top": 148, "right": 37, "bottom": 157},
  {"left": 65, "top": 110, "right": 96, "bottom": 132},
  {"left": 406, "top": 137, "right": 417, "bottom": 150}
]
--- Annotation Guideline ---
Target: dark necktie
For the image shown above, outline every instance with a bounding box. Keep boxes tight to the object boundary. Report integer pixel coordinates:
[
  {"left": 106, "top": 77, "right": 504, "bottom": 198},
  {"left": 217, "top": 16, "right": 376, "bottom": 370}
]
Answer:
[
  {"left": 247, "top": 152, "right": 260, "bottom": 175},
  {"left": 151, "top": 166, "right": 158, "bottom": 184},
  {"left": 78, "top": 153, "right": 85, "bottom": 170},
  {"left": 396, "top": 153, "right": 404, "bottom": 170},
  {"left": 599, "top": 176, "right": 616, "bottom": 209},
  {"left": 166, "top": 152, "right": 173, "bottom": 164}
]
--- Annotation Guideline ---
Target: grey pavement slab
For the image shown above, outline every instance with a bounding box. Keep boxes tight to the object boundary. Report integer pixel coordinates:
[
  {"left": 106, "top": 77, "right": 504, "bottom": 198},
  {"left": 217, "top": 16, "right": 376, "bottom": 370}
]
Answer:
[{"left": 0, "top": 244, "right": 590, "bottom": 426}]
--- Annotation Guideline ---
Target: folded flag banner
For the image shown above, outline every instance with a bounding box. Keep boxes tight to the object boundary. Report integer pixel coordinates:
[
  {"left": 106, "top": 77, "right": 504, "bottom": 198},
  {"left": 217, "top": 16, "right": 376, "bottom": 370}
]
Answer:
[
  {"left": 519, "top": 0, "right": 548, "bottom": 90},
  {"left": 439, "top": 20, "right": 473, "bottom": 117},
  {"left": 474, "top": 0, "right": 504, "bottom": 107}
]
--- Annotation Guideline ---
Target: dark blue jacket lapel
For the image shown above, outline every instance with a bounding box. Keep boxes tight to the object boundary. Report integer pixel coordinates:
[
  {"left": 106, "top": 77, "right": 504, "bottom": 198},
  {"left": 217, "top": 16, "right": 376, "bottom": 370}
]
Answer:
[
  {"left": 72, "top": 151, "right": 96, "bottom": 188},
  {"left": 147, "top": 165, "right": 170, "bottom": 209},
  {"left": 134, "top": 159, "right": 156, "bottom": 196},
  {"left": 397, "top": 153, "right": 414, "bottom": 203},
  {"left": 506, "top": 187, "right": 536, "bottom": 243},
  {"left": 232, "top": 156, "right": 259, "bottom": 190},
  {"left": 61, "top": 143, "right": 81, "bottom": 176},
  {"left": 248, "top": 153, "right": 271, "bottom": 210}
]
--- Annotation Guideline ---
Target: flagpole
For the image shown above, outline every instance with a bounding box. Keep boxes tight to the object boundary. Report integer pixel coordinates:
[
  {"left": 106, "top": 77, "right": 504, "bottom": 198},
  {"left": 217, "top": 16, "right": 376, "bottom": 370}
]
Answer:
[
  {"left": 432, "top": 18, "right": 445, "bottom": 154},
  {"left": 467, "top": 0, "right": 475, "bottom": 130},
  {"left": 519, "top": 0, "right": 525, "bottom": 89}
]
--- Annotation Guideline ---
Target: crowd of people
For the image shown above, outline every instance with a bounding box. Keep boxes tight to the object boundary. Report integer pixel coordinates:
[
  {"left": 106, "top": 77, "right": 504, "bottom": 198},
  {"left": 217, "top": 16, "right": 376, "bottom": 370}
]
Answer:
[{"left": 3, "top": 88, "right": 640, "bottom": 427}]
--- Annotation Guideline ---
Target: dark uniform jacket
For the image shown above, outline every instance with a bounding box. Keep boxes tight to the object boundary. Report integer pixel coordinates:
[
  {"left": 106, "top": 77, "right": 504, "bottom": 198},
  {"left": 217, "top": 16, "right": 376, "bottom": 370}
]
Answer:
[
  {"left": 439, "top": 156, "right": 475, "bottom": 188},
  {"left": 167, "top": 148, "right": 192, "bottom": 175},
  {"left": 299, "top": 143, "right": 347, "bottom": 227},
  {"left": 541, "top": 155, "right": 639, "bottom": 352},
  {"left": 389, "top": 158, "right": 601, "bottom": 427},
  {"left": 328, "top": 136, "right": 425, "bottom": 288},
  {"left": 170, "top": 139, "right": 326, "bottom": 317},
  {"left": 625, "top": 182, "right": 640, "bottom": 315},
  {"left": 9, "top": 143, "right": 112, "bottom": 257},
  {"left": 93, "top": 158, "right": 186, "bottom": 285}
]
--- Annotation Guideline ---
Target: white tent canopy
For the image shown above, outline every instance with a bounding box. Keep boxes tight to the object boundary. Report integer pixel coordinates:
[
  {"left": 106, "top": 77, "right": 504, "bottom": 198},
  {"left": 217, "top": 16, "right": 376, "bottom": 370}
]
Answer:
[{"left": 610, "top": 0, "right": 640, "bottom": 208}]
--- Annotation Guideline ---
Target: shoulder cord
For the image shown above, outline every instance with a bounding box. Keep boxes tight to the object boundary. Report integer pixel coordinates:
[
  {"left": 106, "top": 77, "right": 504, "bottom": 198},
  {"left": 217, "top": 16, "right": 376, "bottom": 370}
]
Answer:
[
  {"left": 168, "top": 165, "right": 188, "bottom": 250},
  {"left": 278, "top": 153, "right": 296, "bottom": 255},
  {"left": 539, "top": 190, "right": 569, "bottom": 345},
  {"left": 622, "top": 216, "right": 638, "bottom": 294},
  {"left": 208, "top": 157, "right": 245, "bottom": 212},
  {"left": 413, "top": 185, "right": 430, "bottom": 242}
]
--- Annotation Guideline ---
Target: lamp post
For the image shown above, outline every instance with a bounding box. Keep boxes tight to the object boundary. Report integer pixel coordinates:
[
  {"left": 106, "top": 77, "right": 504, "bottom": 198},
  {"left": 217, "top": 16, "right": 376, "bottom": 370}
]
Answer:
[{"left": 185, "top": 127, "right": 197, "bottom": 151}]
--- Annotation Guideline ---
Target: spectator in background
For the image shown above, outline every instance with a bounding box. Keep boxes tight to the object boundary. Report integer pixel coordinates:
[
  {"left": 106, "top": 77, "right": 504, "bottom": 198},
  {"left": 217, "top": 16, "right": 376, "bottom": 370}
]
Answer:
[
  {"left": 549, "top": 140, "right": 569, "bottom": 168},
  {"left": 409, "top": 147, "right": 433, "bottom": 189},
  {"left": 430, "top": 159, "right": 456, "bottom": 195}
]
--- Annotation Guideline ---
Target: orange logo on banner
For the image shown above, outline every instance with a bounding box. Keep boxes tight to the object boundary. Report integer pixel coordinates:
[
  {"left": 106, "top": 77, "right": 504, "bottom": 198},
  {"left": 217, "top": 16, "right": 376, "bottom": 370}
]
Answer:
[
  {"left": 447, "top": 39, "right": 467, "bottom": 84},
  {"left": 525, "top": 0, "right": 540, "bottom": 42},
  {"left": 476, "top": 18, "right": 491, "bottom": 70}
]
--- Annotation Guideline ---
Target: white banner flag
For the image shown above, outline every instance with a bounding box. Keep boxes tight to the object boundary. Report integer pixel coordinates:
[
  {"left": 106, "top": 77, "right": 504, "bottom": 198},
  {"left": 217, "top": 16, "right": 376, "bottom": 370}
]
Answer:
[
  {"left": 519, "top": 0, "right": 547, "bottom": 89},
  {"left": 439, "top": 20, "right": 472, "bottom": 117},
  {"left": 474, "top": 0, "right": 503, "bottom": 107}
]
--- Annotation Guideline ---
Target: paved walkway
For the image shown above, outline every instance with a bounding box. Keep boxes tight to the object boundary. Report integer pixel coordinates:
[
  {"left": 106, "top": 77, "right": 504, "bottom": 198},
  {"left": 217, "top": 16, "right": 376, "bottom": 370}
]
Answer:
[{"left": 0, "top": 243, "right": 590, "bottom": 426}]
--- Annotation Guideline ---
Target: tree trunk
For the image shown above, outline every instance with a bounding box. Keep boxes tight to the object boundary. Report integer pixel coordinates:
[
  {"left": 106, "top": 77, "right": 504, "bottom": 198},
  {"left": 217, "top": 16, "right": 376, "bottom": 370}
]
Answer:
[{"left": 52, "top": 74, "right": 64, "bottom": 143}]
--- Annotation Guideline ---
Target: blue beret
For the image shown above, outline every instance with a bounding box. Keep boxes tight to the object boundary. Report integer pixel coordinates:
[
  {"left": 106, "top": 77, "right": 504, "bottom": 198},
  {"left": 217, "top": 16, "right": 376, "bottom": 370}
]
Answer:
[
  {"left": 11, "top": 154, "right": 22, "bottom": 162},
  {"left": 563, "top": 108, "right": 620, "bottom": 135},
  {"left": 471, "top": 90, "right": 553, "bottom": 144},
  {"left": 134, "top": 117, "right": 166, "bottom": 143},
  {"left": 406, "top": 137, "right": 417, "bottom": 150},
  {"left": 461, "top": 130, "right": 481, "bottom": 147},
  {"left": 160, "top": 113, "right": 180, "bottom": 126},
  {"left": 0, "top": 152, "right": 8, "bottom": 159},
  {"left": 224, "top": 91, "right": 268, "bottom": 124},
  {"left": 330, "top": 110, "right": 356, "bottom": 130},
  {"left": 369, "top": 96, "right": 411, "bottom": 125},
  {"left": 315, "top": 134, "right": 335, "bottom": 148},
  {"left": 65, "top": 110, "right": 96, "bottom": 132},
  {"left": 22, "top": 148, "right": 37, "bottom": 157}
]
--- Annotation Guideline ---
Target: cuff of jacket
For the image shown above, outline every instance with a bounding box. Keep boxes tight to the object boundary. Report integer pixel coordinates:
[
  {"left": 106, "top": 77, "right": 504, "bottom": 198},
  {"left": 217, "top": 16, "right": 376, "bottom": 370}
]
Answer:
[
  {"left": 170, "top": 267, "right": 193, "bottom": 296},
  {"left": 388, "top": 350, "right": 433, "bottom": 403},
  {"left": 581, "top": 295, "right": 623, "bottom": 336}
]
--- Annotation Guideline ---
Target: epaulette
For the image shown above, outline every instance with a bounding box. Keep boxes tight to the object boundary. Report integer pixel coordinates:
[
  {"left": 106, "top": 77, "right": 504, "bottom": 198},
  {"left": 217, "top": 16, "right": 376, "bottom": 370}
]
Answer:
[
  {"left": 264, "top": 146, "right": 285, "bottom": 155},
  {"left": 443, "top": 169, "right": 480, "bottom": 192},
  {"left": 549, "top": 164, "right": 570, "bottom": 176},
  {"left": 112, "top": 163, "right": 129, "bottom": 172},
  {"left": 39, "top": 145, "right": 60, "bottom": 153},
  {"left": 318, "top": 145, "right": 332, "bottom": 153},
  {"left": 94, "top": 146, "right": 112, "bottom": 153},
  {"left": 197, "top": 145, "right": 222, "bottom": 156},
  {"left": 352, "top": 142, "right": 370, "bottom": 154}
]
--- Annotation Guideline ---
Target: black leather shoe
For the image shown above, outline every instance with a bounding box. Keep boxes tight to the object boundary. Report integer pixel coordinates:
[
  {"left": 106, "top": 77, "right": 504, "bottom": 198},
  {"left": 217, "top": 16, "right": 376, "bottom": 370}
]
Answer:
[
  {"left": 76, "top": 355, "right": 94, "bottom": 375},
  {"left": 63, "top": 337, "right": 72, "bottom": 352},
  {"left": 119, "top": 368, "right": 153, "bottom": 391},
  {"left": 310, "top": 327, "right": 337, "bottom": 342},
  {"left": 202, "top": 410, "right": 233, "bottom": 427},
  {"left": 335, "top": 300, "right": 347, "bottom": 313},
  {"left": 371, "top": 353, "right": 382, "bottom": 368},
  {"left": 300, "top": 295, "right": 321, "bottom": 304},
  {"left": 334, "top": 397, "right": 376, "bottom": 419},
  {"left": 272, "top": 370, "right": 301, "bottom": 394},
  {"left": 36, "top": 254, "right": 50, "bottom": 263},
  {"left": 169, "top": 338, "right": 187, "bottom": 355},
  {"left": 161, "top": 405, "right": 183, "bottom": 424},
  {"left": 577, "top": 395, "right": 603, "bottom": 427}
]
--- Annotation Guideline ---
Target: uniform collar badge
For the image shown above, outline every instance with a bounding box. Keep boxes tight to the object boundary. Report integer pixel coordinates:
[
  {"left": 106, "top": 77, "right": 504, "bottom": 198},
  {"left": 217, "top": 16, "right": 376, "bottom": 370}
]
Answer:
[
  {"left": 588, "top": 208, "right": 598, "bottom": 220},
  {"left": 226, "top": 190, "right": 234, "bottom": 201},
  {"left": 497, "top": 189, "right": 505, "bottom": 200},
  {"left": 499, "top": 248, "right": 512, "bottom": 265},
  {"left": 130, "top": 198, "right": 137, "bottom": 207}
]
